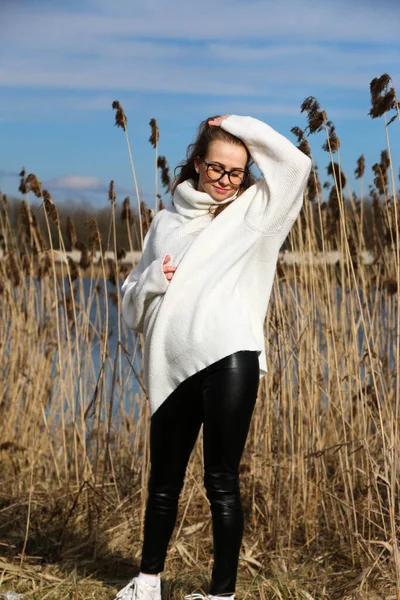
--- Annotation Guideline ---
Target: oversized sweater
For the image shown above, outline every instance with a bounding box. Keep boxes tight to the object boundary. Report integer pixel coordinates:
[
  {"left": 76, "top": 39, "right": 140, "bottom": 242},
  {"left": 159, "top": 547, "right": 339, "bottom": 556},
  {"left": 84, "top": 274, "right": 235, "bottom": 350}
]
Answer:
[{"left": 121, "top": 115, "right": 312, "bottom": 415}]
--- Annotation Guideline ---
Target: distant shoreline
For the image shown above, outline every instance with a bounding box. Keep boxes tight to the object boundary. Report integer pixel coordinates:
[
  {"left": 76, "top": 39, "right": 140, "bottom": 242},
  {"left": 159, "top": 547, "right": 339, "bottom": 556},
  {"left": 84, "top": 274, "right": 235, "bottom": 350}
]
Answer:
[{"left": 0, "top": 248, "right": 376, "bottom": 268}]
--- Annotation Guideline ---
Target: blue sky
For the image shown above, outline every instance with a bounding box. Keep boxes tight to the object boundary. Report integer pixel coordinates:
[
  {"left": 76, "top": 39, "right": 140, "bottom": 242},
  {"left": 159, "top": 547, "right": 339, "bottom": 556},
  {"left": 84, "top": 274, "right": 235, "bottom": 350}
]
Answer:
[{"left": 0, "top": 0, "right": 399, "bottom": 209}]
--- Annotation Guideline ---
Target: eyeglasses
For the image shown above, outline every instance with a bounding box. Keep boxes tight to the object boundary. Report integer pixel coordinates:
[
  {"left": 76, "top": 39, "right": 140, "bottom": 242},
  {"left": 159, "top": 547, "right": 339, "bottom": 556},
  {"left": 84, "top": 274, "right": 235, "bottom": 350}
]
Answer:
[{"left": 200, "top": 160, "right": 248, "bottom": 186}]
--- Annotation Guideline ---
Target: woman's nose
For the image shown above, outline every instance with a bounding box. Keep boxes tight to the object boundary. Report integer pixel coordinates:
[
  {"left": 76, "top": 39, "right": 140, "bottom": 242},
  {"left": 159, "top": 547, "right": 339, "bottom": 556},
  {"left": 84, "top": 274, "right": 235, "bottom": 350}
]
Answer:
[{"left": 219, "top": 173, "right": 230, "bottom": 185}]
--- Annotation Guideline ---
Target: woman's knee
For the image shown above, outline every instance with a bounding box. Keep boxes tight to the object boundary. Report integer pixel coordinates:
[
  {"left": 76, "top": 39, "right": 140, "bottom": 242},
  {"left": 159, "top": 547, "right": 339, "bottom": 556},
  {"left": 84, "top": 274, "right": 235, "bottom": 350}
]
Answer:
[
  {"left": 204, "top": 469, "right": 241, "bottom": 507},
  {"left": 148, "top": 470, "right": 185, "bottom": 508}
]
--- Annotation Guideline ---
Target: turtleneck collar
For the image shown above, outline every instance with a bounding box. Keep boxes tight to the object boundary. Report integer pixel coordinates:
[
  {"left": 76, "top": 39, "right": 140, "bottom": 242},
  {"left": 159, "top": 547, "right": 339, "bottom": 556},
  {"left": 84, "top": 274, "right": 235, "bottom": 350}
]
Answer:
[{"left": 172, "top": 179, "right": 238, "bottom": 219}]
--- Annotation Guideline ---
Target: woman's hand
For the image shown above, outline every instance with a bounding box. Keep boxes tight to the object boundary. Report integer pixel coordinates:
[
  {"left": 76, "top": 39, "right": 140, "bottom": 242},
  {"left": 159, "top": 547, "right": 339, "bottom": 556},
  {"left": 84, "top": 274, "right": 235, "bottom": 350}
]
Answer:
[
  {"left": 208, "top": 115, "right": 231, "bottom": 127},
  {"left": 162, "top": 255, "right": 177, "bottom": 281}
]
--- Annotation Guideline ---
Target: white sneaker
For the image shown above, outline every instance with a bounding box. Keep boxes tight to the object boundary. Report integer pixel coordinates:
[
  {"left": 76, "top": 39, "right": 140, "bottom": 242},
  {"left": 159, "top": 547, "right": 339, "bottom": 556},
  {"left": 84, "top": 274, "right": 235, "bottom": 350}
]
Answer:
[
  {"left": 114, "top": 576, "right": 161, "bottom": 600},
  {"left": 184, "top": 595, "right": 234, "bottom": 600}
]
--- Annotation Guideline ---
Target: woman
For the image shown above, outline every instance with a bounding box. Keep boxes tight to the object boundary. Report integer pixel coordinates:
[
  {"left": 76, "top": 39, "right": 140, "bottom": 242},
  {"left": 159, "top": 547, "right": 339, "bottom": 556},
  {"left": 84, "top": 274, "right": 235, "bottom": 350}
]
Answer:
[{"left": 116, "top": 114, "right": 311, "bottom": 600}]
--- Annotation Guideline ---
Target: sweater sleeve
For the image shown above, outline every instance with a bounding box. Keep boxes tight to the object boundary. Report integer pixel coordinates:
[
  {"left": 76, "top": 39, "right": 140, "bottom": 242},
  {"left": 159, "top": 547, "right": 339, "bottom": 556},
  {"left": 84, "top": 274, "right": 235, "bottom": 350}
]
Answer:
[
  {"left": 220, "top": 115, "right": 312, "bottom": 233},
  {"left": 121, "top": 222, "right": 169, "bottom": 333}
]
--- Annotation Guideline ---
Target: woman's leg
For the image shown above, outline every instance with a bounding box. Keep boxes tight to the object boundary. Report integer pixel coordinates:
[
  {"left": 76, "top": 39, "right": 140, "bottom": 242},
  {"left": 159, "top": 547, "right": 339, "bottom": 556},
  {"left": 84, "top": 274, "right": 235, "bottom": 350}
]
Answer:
[
  {"left": 140, "top": 372, "right": 203, "bottom": 574},
  {"left": 201, "top": 351, "right": 260, "bottom": 596}
]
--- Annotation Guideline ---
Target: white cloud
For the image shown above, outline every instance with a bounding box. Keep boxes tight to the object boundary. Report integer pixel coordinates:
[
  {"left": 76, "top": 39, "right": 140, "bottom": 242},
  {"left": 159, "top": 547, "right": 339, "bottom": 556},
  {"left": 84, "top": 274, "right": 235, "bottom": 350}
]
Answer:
[
  {"left": 0, "top": 39, "right": 397, "bottom": 99},
  {"left": 45, "top": 175, "right": 104, "bottom": 191},
  {"left": 3, "top": 0, "right": 398, "bottom": 44},
  {"left": 0, "top": 0, "right": 398, "bottom": 122},
  {"left": 44, "top": 175, "right": 135, "bottom": 196}
]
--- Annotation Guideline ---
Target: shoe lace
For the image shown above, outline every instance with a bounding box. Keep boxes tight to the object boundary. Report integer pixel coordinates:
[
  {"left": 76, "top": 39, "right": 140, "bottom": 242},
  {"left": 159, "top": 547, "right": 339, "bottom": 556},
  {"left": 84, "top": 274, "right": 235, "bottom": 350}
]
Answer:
[
  {"left": 184, "top": 594, "right": 208, "bottom": 600},
  {"left": 115, "top": 578, "right": 142, "bottom": 599}
]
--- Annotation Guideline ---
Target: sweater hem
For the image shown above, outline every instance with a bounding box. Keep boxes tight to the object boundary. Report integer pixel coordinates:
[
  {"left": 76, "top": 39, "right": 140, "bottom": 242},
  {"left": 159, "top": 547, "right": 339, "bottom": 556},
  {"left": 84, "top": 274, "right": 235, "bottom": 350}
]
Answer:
[{"left": 147, "top": 320, "right": 267, "bottom": 416}]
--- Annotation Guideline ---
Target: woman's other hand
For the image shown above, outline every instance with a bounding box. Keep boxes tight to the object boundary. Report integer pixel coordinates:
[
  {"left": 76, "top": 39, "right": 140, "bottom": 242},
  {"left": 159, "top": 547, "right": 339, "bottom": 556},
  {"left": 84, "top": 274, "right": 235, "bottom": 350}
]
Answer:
[
  {"left": 162, "top": 255, "right": 177, "bottom": 281},
  {"left": 208, "top": 115, "right": 231, "bottom": 127}
]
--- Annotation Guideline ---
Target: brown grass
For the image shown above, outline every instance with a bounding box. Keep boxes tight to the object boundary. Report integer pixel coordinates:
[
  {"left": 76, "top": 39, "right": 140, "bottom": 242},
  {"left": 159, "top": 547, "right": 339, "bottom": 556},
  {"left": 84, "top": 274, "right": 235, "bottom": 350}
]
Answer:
[{"left": 0, "top": 77, "right": 399, "bottom": 599}]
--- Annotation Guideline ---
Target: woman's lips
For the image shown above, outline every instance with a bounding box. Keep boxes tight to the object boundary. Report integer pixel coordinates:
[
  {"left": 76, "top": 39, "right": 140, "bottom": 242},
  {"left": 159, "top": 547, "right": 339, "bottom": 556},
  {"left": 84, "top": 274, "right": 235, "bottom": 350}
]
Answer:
[{"left": 213, "top": 185, "right": 229, "bottom": 194}]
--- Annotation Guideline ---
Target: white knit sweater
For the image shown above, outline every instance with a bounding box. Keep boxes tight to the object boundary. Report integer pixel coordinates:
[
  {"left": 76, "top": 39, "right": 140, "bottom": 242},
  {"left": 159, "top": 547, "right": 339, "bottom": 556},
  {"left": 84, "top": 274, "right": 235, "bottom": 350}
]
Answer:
[{"left": 121, "top": 115, "right": 312, "bottom": 415}]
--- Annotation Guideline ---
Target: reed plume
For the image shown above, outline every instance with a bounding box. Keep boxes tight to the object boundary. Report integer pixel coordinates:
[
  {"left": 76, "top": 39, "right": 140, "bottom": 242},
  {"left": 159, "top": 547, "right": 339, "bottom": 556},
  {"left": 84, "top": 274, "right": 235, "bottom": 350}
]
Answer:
[
  {"left": 140, "top": 201, "right": 152, "bottom": 238},
  {"left": 369, "top": 73, "right": 397, "bottom": 121},
  {"left": 112, "top": 100, "right": 127, "bottom": 131},
  {"left": 149, "top": 118, "right": 160, "bottom": 215},
  {"left": 31, "top": 214, "right": 46, "bottom": 253},
  {"left": 300, "top": 96, "right": 327, "bottom": 134},
  {"left": 6, "top": 252, "right": 20, "bottom": 287},
  {"left": 66, "top": 216, "right": 77, "bottom": 250},
  {"left": 157, "top": 194, "right": 165, "bottom": 211},
  {"left": 19, "top": 199, "right": 45, "bottom": 255},
  {"left": 290, "top": 125, "right": 312, "bottom": 158},
  {"left": 290, "top": 126, "right": 304, "bottom": 142},
  {"left": 18, "top": 168, "right": 27, "bottom": 195},
  {"left": 372, "top": 150, "right": 390, "bottom": 197},
  {"left": 19, "top": 200, "right": 32, "bottom": 249},
  {"left": 149, "top": 118, "right": 159, "bottom": 148},
  {"left": 322, "top": 120, "right": 340, "bottom": 153},
  {"left": 327, "top": 162, "right": 347, "bottom": 190},
  {"left": 21, "top": 253, "right": 32, "bottom": 277},
  {"left": 120, "top": 196, "right": 135, "bottom": 255},
  {"left": 116, "top": 245, "right": 126, "bottom": 261},
  {"left": 42, "top": 189, "right": 59, "bottom": 225},
  {"left": 76, "top": 240, "right": 91, "bottom": 270},
  {"left": 157, "top": 156, "right": 171, "bottom": 192},
  {"left": 86, "top": 219, "right": 101, "bottom": 249},
  {"left": 385, "top": 278, "right": 398, "bottom": 296},
  {"left": 121, "top": 196, "right": 134, "bottom": 226},
  {"left": 107, "top": 258, "right": 117, "bottom": 286},
  {"left": 323, "top": 162, "right": 347, "bottom": 245},
  {"left": 36, "top": 251, "right": 52, "bottom": 279},
  {"left": 86, "top": 220, "right": 101, "bottom": 266},
  {"left": 307, "top": 164, "right": 321, "bottom": 203},
  {"left": 111, "top": 100, "right": 143, "bottom": 249},
  {"left": 108, "top": 180, "right": 116, "bottom": 205},
  {"left": 355, "top": 155, "right": 365, "bottom": 180},
  {"left": 25, "top": 173, "right": 42, "bottom": 198},
  {"left": 67, "top": 256, "right": 78, "bottom": 281}
]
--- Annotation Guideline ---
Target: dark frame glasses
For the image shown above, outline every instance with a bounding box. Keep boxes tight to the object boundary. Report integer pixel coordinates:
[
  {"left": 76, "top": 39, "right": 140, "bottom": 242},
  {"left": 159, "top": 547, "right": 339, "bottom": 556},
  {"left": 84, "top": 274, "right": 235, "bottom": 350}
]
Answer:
[{"left": 200, "top": 160, "right": 249, "bottom": 185}]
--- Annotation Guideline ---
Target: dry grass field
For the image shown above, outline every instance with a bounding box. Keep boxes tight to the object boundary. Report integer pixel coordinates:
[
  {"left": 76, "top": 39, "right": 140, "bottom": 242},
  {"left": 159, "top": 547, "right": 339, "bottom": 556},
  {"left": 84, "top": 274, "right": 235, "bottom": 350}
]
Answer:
[{"left": 0, "top": 75, "right": 399, "bottom": 599}]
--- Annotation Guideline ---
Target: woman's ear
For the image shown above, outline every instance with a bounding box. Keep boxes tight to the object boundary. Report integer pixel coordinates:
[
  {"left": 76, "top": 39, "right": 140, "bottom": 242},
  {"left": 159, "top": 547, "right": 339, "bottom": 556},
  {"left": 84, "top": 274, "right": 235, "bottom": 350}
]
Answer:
[{"left": 193, "top": 157, "right": 200, "bottom": 174}]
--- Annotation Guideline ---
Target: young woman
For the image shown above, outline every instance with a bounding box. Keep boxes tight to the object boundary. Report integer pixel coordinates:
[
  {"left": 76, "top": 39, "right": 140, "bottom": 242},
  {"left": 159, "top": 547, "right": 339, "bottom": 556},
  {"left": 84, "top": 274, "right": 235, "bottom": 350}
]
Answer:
[{"left": 115, "top": 114, "right": 311, "bottom": 600}]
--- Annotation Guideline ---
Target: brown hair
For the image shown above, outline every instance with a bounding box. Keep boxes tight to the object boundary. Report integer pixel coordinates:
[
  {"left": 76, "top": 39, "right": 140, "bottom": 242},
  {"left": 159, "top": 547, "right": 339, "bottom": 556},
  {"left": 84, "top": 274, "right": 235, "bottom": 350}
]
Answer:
[{"left": 171, "top": 116, "right": 255, "bottom": 218}]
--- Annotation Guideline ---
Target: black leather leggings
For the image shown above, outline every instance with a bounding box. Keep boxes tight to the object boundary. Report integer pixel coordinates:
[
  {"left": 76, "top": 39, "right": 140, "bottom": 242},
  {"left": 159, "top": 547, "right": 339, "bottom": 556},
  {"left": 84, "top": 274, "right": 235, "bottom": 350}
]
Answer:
[{"left": 140, "top": 350, "right": 260, "bottom": 596}]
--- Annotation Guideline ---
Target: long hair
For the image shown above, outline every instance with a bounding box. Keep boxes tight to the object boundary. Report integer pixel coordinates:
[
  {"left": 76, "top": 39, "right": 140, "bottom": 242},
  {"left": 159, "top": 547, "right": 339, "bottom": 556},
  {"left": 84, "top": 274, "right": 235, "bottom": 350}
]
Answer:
[{"left": 171, "top": 116, "right": 256, "bottom": 218}]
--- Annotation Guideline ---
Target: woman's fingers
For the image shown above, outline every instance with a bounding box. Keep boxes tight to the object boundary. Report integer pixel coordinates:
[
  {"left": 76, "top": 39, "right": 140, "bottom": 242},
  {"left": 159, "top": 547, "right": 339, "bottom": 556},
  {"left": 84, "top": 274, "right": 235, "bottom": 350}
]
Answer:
[
  {"left": 208, "top": 114, "right": 231, "bottom": 127},
  {"left": 162, "top": 256, "right": 176, "bottom": 281},
  {"left": 164, "top": 268, "right": 176, "bottom": 280}
]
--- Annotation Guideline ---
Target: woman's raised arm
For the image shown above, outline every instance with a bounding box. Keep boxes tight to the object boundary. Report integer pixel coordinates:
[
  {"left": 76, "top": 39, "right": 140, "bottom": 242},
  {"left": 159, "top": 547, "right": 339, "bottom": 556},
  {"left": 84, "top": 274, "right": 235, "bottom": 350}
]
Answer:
[{"left": 220, "top": 115, "right": 312, "bottom": 234}]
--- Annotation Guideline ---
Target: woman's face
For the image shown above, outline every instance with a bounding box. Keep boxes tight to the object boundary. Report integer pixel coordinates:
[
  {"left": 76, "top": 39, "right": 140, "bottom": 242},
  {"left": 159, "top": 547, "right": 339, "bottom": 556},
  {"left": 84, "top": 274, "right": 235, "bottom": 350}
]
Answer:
[{"left": 194, "top": 140, "right": 248, "bottom": 202}]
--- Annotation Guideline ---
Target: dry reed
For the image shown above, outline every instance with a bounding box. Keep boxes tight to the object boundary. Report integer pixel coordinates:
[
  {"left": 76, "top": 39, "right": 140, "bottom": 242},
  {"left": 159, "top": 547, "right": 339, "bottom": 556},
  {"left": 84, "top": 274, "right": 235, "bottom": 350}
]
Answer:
[{"left": 1, "top": 74, "right": 400, "bottom": 599}]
